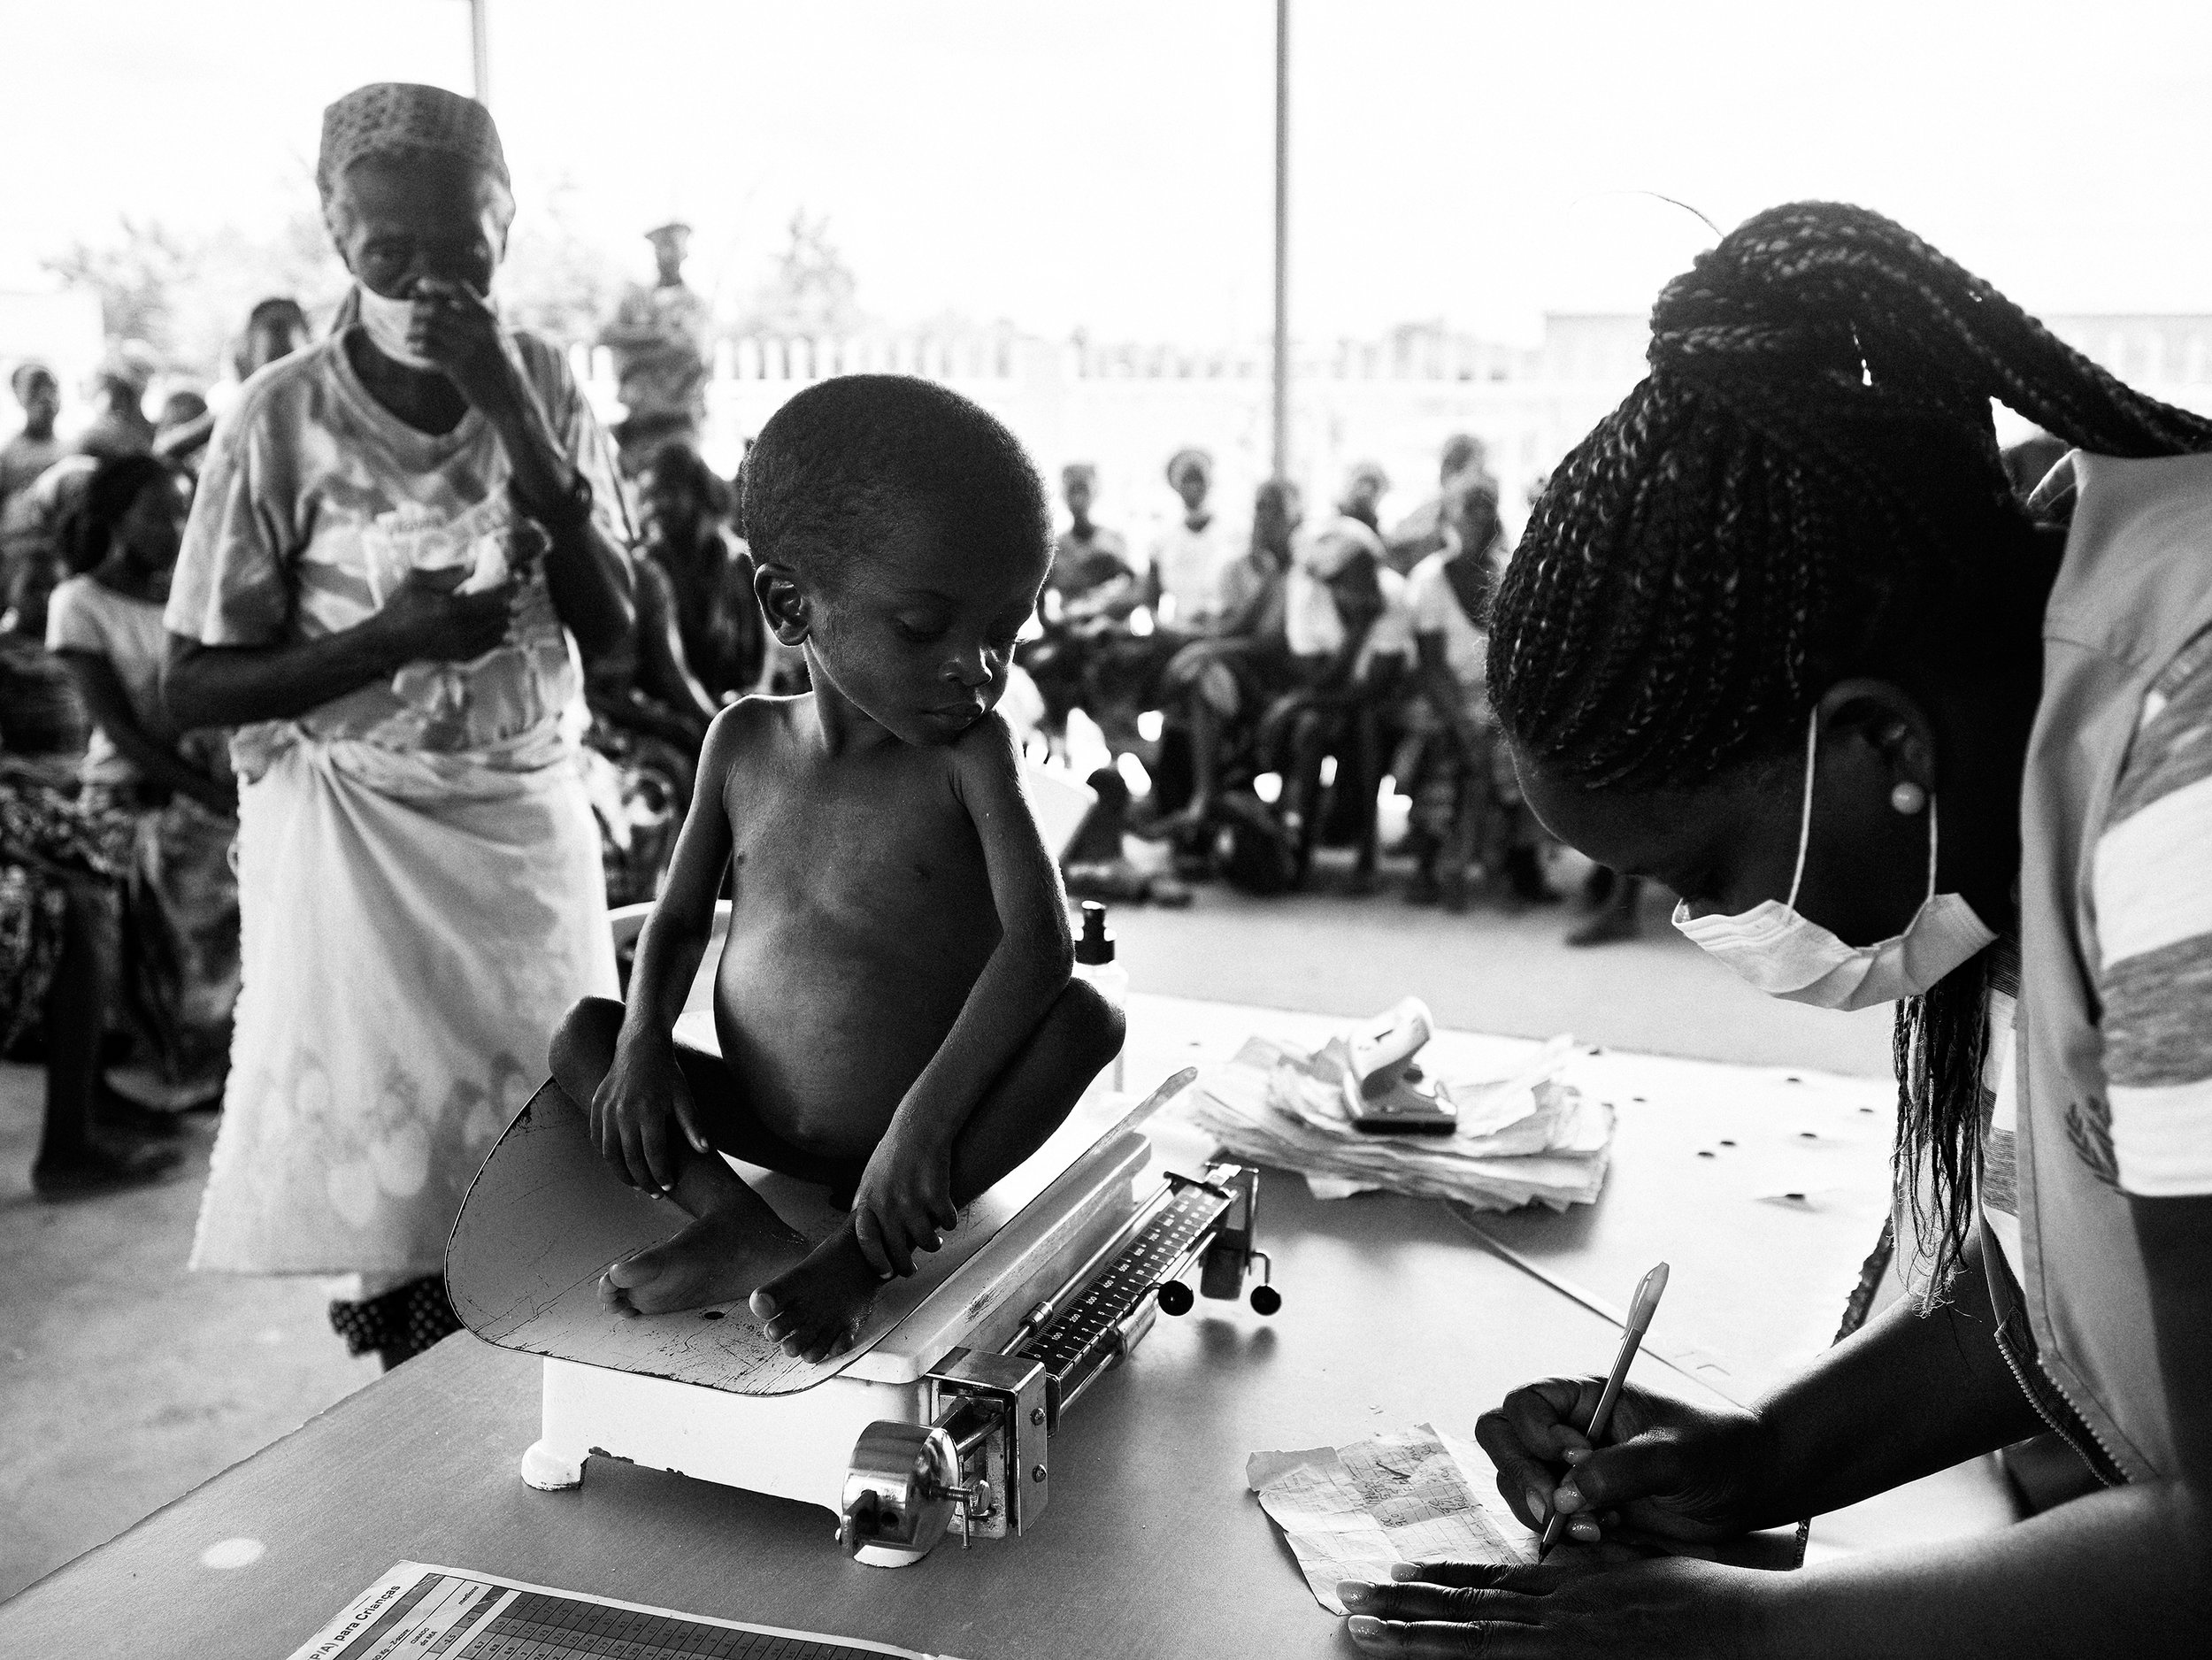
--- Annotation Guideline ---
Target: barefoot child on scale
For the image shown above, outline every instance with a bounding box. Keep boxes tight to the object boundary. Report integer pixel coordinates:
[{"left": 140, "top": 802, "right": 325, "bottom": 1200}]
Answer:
[{"left": 549, "top": 376, "right": 1124, "bottom": 1364}]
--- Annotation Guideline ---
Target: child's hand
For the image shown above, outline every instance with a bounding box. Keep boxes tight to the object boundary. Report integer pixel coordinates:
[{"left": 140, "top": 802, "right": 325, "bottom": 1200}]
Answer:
[
  {"left": 852, "top": 1127, "right": 959, "bottom": 1278},
  {"left": 590, "top": 1030, "right": 708, "bottom": 1194}
]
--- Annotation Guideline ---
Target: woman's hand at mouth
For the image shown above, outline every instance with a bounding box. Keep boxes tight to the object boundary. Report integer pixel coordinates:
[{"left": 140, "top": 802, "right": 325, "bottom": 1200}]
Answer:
[{"left": 408, "top": 278, "right": 524, "bottom": 419}]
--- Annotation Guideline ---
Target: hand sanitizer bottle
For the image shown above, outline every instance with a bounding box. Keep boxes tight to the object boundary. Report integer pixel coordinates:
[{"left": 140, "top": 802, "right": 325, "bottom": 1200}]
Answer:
[{"left": 1073, "top": 902, "right": 1128, "bottom": 1093}]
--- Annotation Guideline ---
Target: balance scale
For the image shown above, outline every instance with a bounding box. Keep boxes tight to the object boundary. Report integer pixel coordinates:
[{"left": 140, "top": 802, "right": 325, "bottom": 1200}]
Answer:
[{"left": 446, "top": 1061, "right": 1279, "bottom": 1567}]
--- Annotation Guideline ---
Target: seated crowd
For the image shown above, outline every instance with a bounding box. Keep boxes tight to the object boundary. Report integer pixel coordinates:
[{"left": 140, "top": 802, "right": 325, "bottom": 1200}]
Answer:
[{"left": 1022, "top": 434, "right": 1564, "bottom": 914}]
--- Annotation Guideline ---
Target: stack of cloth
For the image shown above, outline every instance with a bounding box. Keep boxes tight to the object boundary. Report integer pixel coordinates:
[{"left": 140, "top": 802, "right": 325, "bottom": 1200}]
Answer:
[{"left": 1172, "top": 1029, "right": 1611, "bottom": 1210}]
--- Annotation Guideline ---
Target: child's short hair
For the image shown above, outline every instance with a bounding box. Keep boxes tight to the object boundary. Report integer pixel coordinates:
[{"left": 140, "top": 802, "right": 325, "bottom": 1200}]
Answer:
[{"left": 738, "top": 375, "right": 1049, "bottom": 586}]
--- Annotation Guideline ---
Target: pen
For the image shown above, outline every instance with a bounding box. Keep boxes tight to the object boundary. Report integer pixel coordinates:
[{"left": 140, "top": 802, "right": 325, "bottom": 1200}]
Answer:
[{"left": 1537, "top": 1260, "right": 1670, "bottom": 1561}]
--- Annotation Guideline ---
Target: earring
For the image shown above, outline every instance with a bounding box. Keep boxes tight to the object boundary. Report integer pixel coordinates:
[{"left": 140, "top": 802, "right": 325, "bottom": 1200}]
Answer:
[{"left": 1890, "top": 782, "right": 1927, "bottom": 815}]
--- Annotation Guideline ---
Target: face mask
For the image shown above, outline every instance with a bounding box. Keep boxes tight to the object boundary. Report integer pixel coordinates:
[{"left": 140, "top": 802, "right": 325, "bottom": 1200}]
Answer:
[
  {"left": 1672, "top": 710, "right": 1994, "bottom": 1010},
  {"left": 353, "top": 283, "right": 440, "bottom": 370}
]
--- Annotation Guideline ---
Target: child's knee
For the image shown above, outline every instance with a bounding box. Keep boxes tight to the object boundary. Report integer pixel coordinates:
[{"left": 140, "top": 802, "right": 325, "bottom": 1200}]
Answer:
[
  {"left": 1056, "top": 976, "right": 1125, "bottom": 1071},
  {"left": 548, "top": 995, "right": 624, "bottom": 1091}
]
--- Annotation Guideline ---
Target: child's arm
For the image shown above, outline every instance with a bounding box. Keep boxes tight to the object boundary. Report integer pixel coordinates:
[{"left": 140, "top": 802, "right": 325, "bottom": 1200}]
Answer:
[
  {"left": 852, "top": 713, "right": 1078, "bottom": 1277},
  {"left": 55, "top": 650, "right": 234, "bottom": 813},
  {"left": 592, "top": 702, "right": 743, "bottom": 1192}
]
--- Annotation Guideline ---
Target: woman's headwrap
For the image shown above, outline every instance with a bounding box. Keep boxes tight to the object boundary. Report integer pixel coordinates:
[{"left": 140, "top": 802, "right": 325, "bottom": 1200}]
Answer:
[
  {"left": 1164, "top": 447, "right": 1212, "bottom": 488},
  {"left": 317, "top": 82, "right": 509, "bottom": 203}
]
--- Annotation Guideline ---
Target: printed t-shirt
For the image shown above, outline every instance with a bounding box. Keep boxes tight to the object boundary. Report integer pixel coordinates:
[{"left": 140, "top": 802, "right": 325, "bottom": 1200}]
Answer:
[{"left": 165, "top": 327, "right": 626, "bottom": 772}]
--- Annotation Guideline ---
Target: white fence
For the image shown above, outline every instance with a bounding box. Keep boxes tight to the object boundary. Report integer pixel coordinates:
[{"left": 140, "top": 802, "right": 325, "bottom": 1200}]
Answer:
[{"left": 574, "top": 312, "right": 2212, "bottom": 545}]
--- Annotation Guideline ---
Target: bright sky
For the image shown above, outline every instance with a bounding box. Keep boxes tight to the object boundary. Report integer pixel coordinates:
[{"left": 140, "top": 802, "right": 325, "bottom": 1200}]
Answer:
[{"left": 5, "top": 0, "right": 2209, "bottom": 343}]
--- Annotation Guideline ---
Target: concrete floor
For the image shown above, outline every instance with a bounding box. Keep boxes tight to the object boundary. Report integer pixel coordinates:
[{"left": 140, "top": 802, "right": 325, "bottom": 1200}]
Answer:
[{"left": 0, "top": 876, "right": 1891, "bottom": 1602}]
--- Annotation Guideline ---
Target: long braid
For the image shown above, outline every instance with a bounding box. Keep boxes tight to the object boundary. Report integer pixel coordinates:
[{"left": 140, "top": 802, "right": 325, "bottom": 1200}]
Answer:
[{"left": 1490, "top": 202, "right": 2212, "bottom": 1289}]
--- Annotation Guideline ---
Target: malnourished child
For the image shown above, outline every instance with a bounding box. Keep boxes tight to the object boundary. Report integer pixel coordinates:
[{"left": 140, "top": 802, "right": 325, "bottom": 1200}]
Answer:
[{"left": 550, "top": 376, "right": 1123, "bottom": 1362}]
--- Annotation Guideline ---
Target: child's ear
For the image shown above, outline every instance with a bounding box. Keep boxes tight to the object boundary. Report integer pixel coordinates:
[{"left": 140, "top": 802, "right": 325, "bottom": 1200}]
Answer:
[{"left": 755, "top": 563, "right": 810, "bottom": 646}]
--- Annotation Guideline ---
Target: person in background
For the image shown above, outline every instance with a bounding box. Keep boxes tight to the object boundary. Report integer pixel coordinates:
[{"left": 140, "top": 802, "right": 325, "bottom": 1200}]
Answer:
[
  {"left": 163, "top": 81, "right": 634, "bottom": 1371},
  {"left": 0, "top": 742, "right": 181, "bottom": 1199},
  {"left": 1386, "top": 431, "right": 1495, "bottom": 573},
  {"left": 1, "top": 456, "right": 96, "bottom": 640},
  {"left": 1269, "top": 515, "right": 1412, "bottom": 891},
  {"left": 3, "top": 363, "right": 65, "bottom": 511},
  {"left": 3, "top": 365, "right": 68, "bottom": 622},
  {"left": 49, "top": 456, "right": 239, "bottom": 1111},
  {"left": 74, "top": 352, "right": 157, "bottom": 461},
  {"left": 599, "top": 220, "right": 714, "bottom": 474},
  {"left": 205, "top": 300, "right": 317, "bottom": 434},
  {"left": 234, "top": 298, "right": 313, "bottom": 384},
  {"left": 639, "top": 442, "right": 790, "bottom": 701},
  {"left": 152, "top": 389, "right": 213, "bottom": 477},
  {"left": 1141, "top": 478, "right": 1302, "bottom": 850},
  {"left": 1045, "top": 462, "right": 1137, "bottom": 618},
  {"left": 578, "top": 566, "right": 714, "bottom": 907},
  {"left": 579, "top": 453, "right": 725, "bottom": 906},
  {"left": 1145, "top": 446, "right": 1235, "bottom": 630},
  {"left": 1023, "top": 462, "right": 1139, "bottom": 746},
  {"left": 1336, "top": 459, "right": 1390, "bottom": 534},
  {"left": 1402, "top": 480, "right": 1504, "bottom": 910}
]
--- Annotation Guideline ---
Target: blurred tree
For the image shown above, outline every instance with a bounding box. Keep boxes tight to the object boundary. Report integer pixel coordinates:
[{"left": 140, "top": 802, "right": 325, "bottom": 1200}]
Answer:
[
  {"left": 731, "top": 210, "right": 861, "bottom": 336},
  {"left": 42, "top": 200, "right": 346, "bottom": 380},
  {"left": 42, "top": 218, "right": 197, "bottom": 357},
  {"left": 500, "top": 177, "right": 624, "bottom": 348}
]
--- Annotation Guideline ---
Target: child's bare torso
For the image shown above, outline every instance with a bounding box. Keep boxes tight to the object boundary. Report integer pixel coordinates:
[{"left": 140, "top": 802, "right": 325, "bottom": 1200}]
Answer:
[{"left": 710, "top": 697, "right": 1001, "bottom": 1160}]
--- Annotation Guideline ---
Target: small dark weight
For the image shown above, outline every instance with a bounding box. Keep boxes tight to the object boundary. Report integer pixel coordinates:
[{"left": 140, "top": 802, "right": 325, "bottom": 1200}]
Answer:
[
  {"left": 1249, "top": 1284, "right": 1281, "bottom": 1316},
  {"left": 1156, "top": 1280, "right": 1194, "bottom": 1316}
]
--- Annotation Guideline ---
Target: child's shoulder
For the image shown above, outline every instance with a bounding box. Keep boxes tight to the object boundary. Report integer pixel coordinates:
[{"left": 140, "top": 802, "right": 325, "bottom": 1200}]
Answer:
[
  {"left": 700, "top": 690, "right": 805, "bottom": 763},
  {"left": 947, "top": 707, "right": 1021, "bottom": 765},
  {"left": 941, "top": 709, "right": 1028, "bottom": 795}
]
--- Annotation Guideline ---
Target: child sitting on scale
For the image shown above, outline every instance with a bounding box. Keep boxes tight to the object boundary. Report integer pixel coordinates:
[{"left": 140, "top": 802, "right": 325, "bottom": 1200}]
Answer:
[{"left": 549, "top": 376, "right": 1124, "bottom": 1364}]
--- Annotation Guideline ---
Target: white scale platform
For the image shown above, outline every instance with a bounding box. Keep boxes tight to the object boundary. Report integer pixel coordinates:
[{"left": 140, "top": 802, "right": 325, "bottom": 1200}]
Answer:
[{"left": 445, "top": 1063, "right": 1171, "bottom": 1540}]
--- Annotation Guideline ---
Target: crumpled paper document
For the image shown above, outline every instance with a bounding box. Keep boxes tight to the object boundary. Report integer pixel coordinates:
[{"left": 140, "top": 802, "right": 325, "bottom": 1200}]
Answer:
[
  {"left": 1248, "top": 1425, "right": 1537, "bottom": 1614},
  {"left": 1175, "top": 1030, "right": 1612, "bottom": 1210}
]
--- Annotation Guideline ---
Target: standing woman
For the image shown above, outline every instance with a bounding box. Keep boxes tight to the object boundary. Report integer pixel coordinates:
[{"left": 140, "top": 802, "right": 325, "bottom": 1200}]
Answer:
[
  {"left": 164, "top": 84, "right": 634, "bottom": 1370},
  {"left": 1343, "top": 205, "right": 2211, "bottom": 1651}
]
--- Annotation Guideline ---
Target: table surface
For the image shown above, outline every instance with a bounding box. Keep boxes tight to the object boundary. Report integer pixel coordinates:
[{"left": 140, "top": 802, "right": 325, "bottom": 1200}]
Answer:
[{"left": 0, "top": 995, "right": 2010, "bottom": 1660}]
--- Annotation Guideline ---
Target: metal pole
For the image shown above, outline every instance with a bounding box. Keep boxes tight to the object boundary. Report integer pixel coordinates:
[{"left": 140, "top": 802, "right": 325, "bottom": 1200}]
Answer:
[
  {"left": 470, "top": 0, "right": 492, "bottom": 106},
  {"left": 1271, "top": 0, "right": 1290, "bottom": 480}
]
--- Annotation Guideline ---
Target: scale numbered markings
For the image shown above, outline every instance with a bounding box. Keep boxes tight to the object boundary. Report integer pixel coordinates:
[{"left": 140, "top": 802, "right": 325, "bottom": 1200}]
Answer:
[
  {"left": 1017, "top": 1180, "right": 1230, "bottom": 1413},
  {"left": 291, "top": 1566, "right": 935, "bottom": 1660}
]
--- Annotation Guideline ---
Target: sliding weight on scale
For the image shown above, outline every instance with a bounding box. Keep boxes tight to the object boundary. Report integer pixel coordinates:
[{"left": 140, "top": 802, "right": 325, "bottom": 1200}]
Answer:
[{"left": 838, "top": 1159, "right": 1281, "bottom": 1564}]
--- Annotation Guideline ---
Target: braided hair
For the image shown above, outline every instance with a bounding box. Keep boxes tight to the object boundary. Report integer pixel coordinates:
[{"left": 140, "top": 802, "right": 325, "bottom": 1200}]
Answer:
[{"left": 1488, "top": 202, "right": 2212, "bottom": 1290}]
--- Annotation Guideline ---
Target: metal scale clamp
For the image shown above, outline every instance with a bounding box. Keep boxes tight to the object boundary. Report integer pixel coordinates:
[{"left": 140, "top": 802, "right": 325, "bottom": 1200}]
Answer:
[{"left": 837, "top": 1159, "right": 1280, "bottom": 1564}]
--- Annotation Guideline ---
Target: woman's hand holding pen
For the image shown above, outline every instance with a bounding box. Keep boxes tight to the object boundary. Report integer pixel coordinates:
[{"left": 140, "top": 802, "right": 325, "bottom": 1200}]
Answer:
[{"left": 1477, "top": 1377, "right": 1765, "bottom": 1548}]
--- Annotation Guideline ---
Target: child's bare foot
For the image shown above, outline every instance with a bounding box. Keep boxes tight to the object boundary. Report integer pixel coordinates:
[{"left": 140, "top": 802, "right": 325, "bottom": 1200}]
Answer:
[
  {"left": 750, "top": 1231, "right": 886, "bottom": 1364},
  {"left": 599, "top": 1203, "right": 810, "bottom": 1318},
  {"left": 598, "top": 1151, "right": 804, "bottom": 1318}
]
